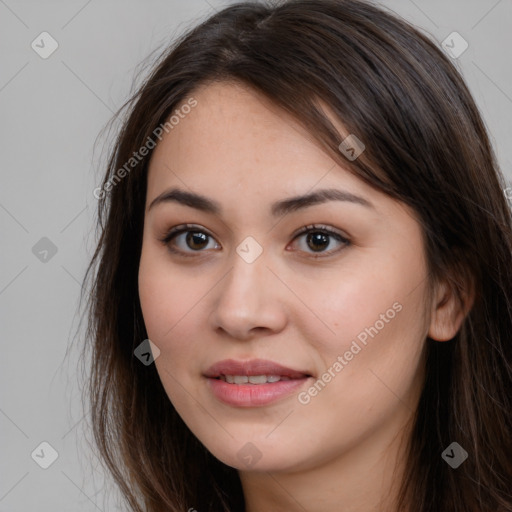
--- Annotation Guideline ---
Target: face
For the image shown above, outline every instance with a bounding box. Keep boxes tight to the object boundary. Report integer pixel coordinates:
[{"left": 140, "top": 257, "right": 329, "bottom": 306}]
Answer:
[{"left": 138, "top": 81, "right": 433, "bottom": 474}]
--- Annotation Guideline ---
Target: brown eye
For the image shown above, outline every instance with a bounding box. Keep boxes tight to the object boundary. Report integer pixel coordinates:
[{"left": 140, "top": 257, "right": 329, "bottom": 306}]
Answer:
[
  {"left": 290, "top": 225, "right": 350, "bottom": 257},
  {"left": 160, "top": 224, "right": 220, "bottom": 257},
  {"left": 185, "top": 231, "right": 209, "bottom": 250},
  {"left": 306, "top": 232, "right": 330, "bottom": 252}
]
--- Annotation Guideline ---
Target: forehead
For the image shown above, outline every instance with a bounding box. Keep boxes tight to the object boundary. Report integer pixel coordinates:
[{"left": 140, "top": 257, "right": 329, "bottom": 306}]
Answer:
[{"left": 146, "top": 81, "right": 373, "bottom": 200}]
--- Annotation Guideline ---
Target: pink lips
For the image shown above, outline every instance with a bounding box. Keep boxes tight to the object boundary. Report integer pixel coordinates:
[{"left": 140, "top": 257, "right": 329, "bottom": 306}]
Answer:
[{"left": 204, "top": 358, "right": 312, "bottom": 407}]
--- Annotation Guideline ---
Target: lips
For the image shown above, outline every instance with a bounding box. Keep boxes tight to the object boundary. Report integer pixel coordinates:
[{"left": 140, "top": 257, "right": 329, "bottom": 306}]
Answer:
[
  {"left": 203, "top": 359, "right": 313, "bottom": 407},
  {"left": 204, "top": 358, "right": 311, "bottom": 380}
]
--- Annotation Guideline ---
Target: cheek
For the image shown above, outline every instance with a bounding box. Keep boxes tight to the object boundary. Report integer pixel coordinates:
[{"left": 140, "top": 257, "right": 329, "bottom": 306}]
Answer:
[
  {"left": 138, "top": 245, "right": 196, "bottom": 342},
  {"left": 300, "top": 251, "right": 428, "bottom": 403},
  {"left": 300, "top": 259, "right": 406, "bottom": 356},
  {"left": 138, "top": 245, "right": 215, "bottom": 386},
  {"left": 138, "top": 251, "right": 203, "bottom": 406},
  {"left": 292, "top": 292, "right": 427, "bottom": 461}
]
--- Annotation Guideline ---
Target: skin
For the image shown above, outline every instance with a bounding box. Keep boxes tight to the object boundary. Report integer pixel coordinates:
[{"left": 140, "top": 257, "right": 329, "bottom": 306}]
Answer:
[{"left": 138, "top": 81, "right": 467, "bottom": 512}]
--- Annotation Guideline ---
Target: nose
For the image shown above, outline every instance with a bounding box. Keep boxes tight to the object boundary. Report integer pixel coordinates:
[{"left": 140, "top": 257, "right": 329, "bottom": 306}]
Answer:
[{"left": 209, "top": 251, "right": 288, "bottom": 341}]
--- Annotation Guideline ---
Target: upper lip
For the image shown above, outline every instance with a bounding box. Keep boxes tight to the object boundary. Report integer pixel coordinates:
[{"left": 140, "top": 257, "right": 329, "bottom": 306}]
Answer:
[{"left": 204, "top": 359, "right": 312, "bottom": 379}]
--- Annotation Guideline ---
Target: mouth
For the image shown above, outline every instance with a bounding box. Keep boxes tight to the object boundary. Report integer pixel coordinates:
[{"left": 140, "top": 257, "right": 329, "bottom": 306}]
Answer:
[
  {"left": 204, "top": 358, "right": 312, "bottom": 380},
  {"left": 203, "top": 359, "right": 313, "bottom": 407},
  {"left": 217, "top": 374, "right": 295, "bottom": 384}
]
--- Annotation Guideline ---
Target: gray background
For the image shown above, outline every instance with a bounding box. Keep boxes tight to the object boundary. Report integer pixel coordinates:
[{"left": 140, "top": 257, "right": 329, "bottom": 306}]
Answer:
[{"left": 1, "top": 0, "right": 511, "bottom": 510}]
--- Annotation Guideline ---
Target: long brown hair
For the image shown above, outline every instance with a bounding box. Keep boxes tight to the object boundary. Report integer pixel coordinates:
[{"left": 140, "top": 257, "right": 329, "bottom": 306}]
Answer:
[{"left": 79, "top": 0, "right": 512, "bottom": 510}]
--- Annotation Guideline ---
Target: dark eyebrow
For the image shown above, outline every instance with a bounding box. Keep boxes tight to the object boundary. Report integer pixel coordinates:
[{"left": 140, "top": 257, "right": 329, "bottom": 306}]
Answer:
[
  {"left": 147, "top": 187, "right": 374, "bottom": 216},
  {"left": 271, "top": 188, "right": 374, "bottom": 215}
]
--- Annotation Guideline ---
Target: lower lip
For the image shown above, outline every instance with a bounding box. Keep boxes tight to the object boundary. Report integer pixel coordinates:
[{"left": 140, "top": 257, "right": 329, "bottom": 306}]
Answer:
[{"left": 206, "top": 377, "right": 310, "bottom": 407}]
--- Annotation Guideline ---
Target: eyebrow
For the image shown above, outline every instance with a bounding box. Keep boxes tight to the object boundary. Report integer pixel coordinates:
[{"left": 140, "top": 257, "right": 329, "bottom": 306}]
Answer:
[{"left": 147, "top": 187, "right": 375, "bottom": 216}]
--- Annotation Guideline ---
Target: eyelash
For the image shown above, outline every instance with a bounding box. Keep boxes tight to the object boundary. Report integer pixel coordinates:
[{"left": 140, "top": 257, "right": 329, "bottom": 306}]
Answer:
[{"left": 158, "top": 223, "right": 351, "bottom": 259}]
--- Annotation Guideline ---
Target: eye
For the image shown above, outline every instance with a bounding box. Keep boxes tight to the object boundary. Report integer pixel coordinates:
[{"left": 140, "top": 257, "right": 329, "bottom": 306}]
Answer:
[
  {"left": 159, "top": 223, "right": 350, "bottom": 258},
  {"left": 289, "top": 224, "right": 350, "bottom": 257},
  {"left": 159, "top": 224, "right": 220, "bottom": 257}
]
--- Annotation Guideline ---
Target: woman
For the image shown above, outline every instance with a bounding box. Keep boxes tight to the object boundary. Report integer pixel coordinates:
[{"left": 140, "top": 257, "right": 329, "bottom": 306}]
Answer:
[{"left": 81, "top": 0, "right": 512, "bottom": 510}]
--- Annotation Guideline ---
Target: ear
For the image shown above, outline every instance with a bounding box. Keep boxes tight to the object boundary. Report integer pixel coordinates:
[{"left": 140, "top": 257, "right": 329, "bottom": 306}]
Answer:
[{"left": 428, "top": 277, "right": 475, "bottom": 342}]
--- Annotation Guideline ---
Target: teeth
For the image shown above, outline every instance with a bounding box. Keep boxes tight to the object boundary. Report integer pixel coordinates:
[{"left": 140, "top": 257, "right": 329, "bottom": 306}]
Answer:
[
  {"left": 248, "top": 375, "right": 267, "bottom": 384},
  {"left": 220, "top": 374, "right": 287, "bottom": 384}
]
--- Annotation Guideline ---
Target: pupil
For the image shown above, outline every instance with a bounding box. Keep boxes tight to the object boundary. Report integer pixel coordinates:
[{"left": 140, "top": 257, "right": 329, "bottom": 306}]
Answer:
[
  {"left": 187, "top": 232, "right": 208, "bottom": 250},
  {"left": 308, "top": 232, "right": 329, "bottom": 252}
]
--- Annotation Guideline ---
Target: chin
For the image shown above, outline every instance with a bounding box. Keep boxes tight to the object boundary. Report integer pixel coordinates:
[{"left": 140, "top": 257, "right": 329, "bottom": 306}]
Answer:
[
  {"left": 197, "top": 432, "right": 308, "bottom": 473},
  {"left": 214, "top": 448, "right": 296, "bottom": 472}
]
